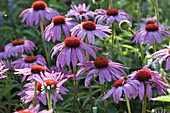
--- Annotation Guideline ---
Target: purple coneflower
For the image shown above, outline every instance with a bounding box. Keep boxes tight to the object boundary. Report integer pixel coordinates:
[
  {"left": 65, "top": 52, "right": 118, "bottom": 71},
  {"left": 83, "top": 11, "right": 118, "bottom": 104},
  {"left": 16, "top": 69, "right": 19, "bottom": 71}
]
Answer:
[
  {"left": 103, "top": 77, "right": 140, "bottom": 103},
  {"left": 19, "top": 0, "right": 59, "bottom": 26},
  {"left": 95, "top": 8, "right": 131, "bottom": 26},
  {"left": 130, "top": 66, "right": 169, "bottom": 100},
  {"left": 44, "top": 16, "right": 77, "bottom": 42},
  {"left": 0, "top": 47, "right": 8, "bottom": 60},
  {"left": 0, "top": 61, "right": 8, "bottom": 79},
  {"left": 132, "top": 23, "right": 170, "bottom": 45},
  {"left": 14, "top": 65, "right": 46, "bottom": 82},
  {"left": 33, "top": 71, "right": 69, "bottom": 104},
  {"left": 51, "top": 36, "right": 101, "bottom": 68},
  {"left": 66, "top": 3, "right": 95, "bottom": 20},
  {"left": 14, "top": 104, "right": 53, "bottom": 113},
  {"left": 18, "top": 81, "right": 68, "bottom": 105},
  {"left": 5, "top": 39, "right": 36, "bottom": 57},
  {"left": 151, "top": 46, "right": 170, "bottom": 70},
  {"left": 12, "top": 55, "right": 46, "bottom": 69},
  {"left": 71, "top": 21, "right": 111, "bottom": 44},
  {"left": 76, "top": 56, "right": 128, "bottom": 87}
]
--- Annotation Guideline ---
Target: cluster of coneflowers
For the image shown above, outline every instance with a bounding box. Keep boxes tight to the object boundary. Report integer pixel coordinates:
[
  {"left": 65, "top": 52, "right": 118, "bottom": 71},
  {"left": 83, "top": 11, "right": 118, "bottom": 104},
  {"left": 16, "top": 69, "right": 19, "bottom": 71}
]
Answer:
[{"left": 0, "top": 0, "right": 170, "bottom": 113}]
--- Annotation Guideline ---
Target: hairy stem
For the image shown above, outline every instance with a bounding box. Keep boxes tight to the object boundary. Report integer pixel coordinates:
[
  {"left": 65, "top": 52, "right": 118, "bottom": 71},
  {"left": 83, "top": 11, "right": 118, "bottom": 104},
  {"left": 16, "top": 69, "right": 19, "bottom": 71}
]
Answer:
[
  {"left": 101, "top": 85, "right": 108, "bottom": 113},
  {"left": 73, "top": 68, "right": 77, "bottom": 113},
  {"left": 33, "top": 81, "right": 37, "bottom": 106},
  {"left": 125, "top": 96, "right": 131, "bottom": 113},
  {"left": 47, "top": 92, "right": 53, "bottom": 110},
  {"left": 139, "top": 44, "right": 144, "bottom": 66},
  {"left": 39, "top": 20, "right": 50, "bottom": 67},
  {"left": 142, "top": 89, "right": 147, "bottom": 113}
]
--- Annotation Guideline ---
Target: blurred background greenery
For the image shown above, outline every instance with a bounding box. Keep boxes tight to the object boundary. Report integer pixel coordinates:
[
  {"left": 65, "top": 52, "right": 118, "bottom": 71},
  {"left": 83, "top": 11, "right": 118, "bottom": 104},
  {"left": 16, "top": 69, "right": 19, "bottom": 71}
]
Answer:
[{"left": 0, "top": 0, "right": 170, "bottom": 113}]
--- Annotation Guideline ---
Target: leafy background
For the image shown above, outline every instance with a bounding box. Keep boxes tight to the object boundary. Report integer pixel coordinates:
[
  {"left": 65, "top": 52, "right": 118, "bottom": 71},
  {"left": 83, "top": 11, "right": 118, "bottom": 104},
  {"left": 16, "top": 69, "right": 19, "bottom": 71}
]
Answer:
[{"left": 0, "top": 0, "right": 170, "bottom": 113}]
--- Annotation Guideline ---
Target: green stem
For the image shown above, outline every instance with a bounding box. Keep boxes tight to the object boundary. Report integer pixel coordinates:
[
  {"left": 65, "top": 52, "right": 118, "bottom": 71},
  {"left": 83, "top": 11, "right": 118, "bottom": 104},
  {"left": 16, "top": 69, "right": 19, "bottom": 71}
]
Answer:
[
  {"left": 125, "top": 96, "right": 131, "bottom": 113},
  {"left": 47, "top": 92, "right": 53, "bottom": 110},
  {"left": 137, "top": 0, "right": 141, "bottom": 28},
  {"left": 153, "top": 0, "right": 159, "bottom": 52},
  {"left": 142, "top": 89, "right": 147, "bottom": 113},
  {"left": 154, "top": 0, "right": 159, "bottom": 25},
  {"left": 39, "top": 20, "right": 50, "bottom": 67},
  {"left": 101, "top": 85, "right": 108, "bottom": 113},
  {"left": 89, "top": 82, "right": 93, "bottom": 113},
  {"left": 86, "top": 38, "right": 93, "bottom": 113},
  {"left": 139, "top": 44, "right": 144, "bottom": 66},
  {"left": 33, "top": 81, "right": 37, "bottom": 106},
  {"left": 73, "top": 68, "right": 77, "bottom": 113},
  {"left": 111, "top": 24, "right": 115, "bottom": 60},
  {"left": 109, "top": 0, "right": 113, "bottom": 8}
]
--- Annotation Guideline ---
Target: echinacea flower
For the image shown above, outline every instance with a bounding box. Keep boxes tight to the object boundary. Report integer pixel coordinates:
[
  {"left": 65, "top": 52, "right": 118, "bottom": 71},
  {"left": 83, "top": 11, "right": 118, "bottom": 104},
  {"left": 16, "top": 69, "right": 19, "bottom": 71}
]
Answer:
[
  {"left": 0, "top": 47, "right": 8, "bottom": 60},
  {"left": 51, "top": 36, "right": 101, "bottom": 68},
  {"left": 33, "top": 71, "right": 69, "bottom": 104},
  {"left": 132, "top": 23, "right": 170, "bottom": 45},
  {"left": 130, "top": 66, "right": 170, "bottom": 100},
  {"left": 151, "top": 46, "right": 170, "bottom": 70},
  {"left": 71, "top": 21, "right": 111, "bottom": 44},
  {"left": 134, "top": 16, "right": 170, "bottom": 30},
  {"left": 66, "top": 3, "right": 95, "bottom": 20},
  {"left": 0, "top": 61, "right": 8, "bottom": 79},
  {"left": 18, "top": 81, "right": 68, "bottom": 105},
  {"left": 95, "top": 8, "right": 131, "bottom": 26},
  {"left": 44, "top": 16, "right": 77, "bottom": 42},
  {"left": 14, "top": 65, "right": 46, "bottom": 82},
  {"left": 103, "top": 77, "right": 140, "bottom": 103},
  {"left": 12, "top": 55, "right": 46, "bottom": 69},
  {"left": 76, "top": 56, "right": 128, "bottom": 87},
  {"left": 5, "top": 39, "right": 36, "bottom": 57},
  {"left": 14, "top": 104, "right": 53, "bottom": 113},
  {"left": 19, "top": 0, "right": 59, "bottom": 26}
]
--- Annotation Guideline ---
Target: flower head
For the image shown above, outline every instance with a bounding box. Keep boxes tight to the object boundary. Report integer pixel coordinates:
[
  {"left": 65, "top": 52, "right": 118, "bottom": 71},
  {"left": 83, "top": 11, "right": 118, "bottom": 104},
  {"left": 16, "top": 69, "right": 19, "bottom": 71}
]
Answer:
[
  {"left": 0, "top": 47, "right": 8, "bottom": 60},
  {"left": 0, "top": 61, "right": 8, "bottom": 79},
  {"left": 119, "top": 20, "right": 132, "bottom": 31},
  {"left": 151, "top": 46, "right": 170, "bottom": 70},
  {"left": 66, "top": 3, "right": 95, "bottom": 20},
  {"left": 14, "top": 65, "right": 46, "bottom": 82},
  {"left": 95, "top": 8, "right": 131, "bottom": 26},
  {"left": 132, "top": 24, "right": 170, "bottom": 45},
  {"left": 130, "top": 66, "right": 170, "bottom": 100},
  {"left": 5, "top": 39, "right": 36, "bottom": 57},
  {"left": 14, "top": 104, "right": 53, "bottom": 113},
  {"left": 71, "top": 21, "right": 111, "bottom": 44},
  {"left": 76, "top": 56, "right": 128, "bottom": 87},
  {"left": 51, "top": 36, "right": 101, "bottom": 68},
  {"left": 12, "top": 55, "right": 46, "bottom": 69},
  {"left": 103, "top": 77, "right": 140, "bottom": 103},
  {"left": 19, "top": 0, "right": 59, "bottom": 26},
  {"left": 44, "top": 16, "right": 77, "bottom": 43}
]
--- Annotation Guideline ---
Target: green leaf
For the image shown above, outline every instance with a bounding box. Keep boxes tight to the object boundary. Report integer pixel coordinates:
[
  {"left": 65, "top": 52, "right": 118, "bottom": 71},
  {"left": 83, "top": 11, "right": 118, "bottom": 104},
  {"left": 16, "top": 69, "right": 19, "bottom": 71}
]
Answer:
[{"left": 151, "top": 95, "right": 170, "bottom": 102}]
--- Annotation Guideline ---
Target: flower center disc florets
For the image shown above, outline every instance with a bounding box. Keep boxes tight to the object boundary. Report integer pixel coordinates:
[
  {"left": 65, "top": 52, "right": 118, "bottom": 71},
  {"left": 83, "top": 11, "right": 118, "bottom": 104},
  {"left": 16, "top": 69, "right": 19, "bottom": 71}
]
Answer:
[
  {"left": 37, "top": 83, "right": 42, "bottom": 91},
  {"left": 113, "top": 78, "right": 126, "bottom": 88},
  {"left": 82, "top": 21, "right": 96, "bottom": 31},
  {"left": 0, "top": 47, "right": 5, "bottom": 52},
  {"left": 18, "top": 110, "right": 33, "bottom": 113},
  {"left": 145, "top": 24, "right": 159, "bottom": 31},
  {"left": 106, "top": 8, "right": 119, "bottom": 16},
  {"left": 79, "top": 11, "right": 87, "bottom": 15},
  {"left": 168, "top": 49, "right": 170, "bottom": 54},
  {"left": 146, "top": 20, "right": 155, "bottom": 25},
  {"left": 24, "top": 56, "right": 36, "bottom": 63},
  {"left": 64, "top": 36, "right": 81, "bottom": 48},
  {"left": 44, "top": 79, "right": 58, "bottom": 87},
  {"left": 52, "top": 16, "right": 66, "bottom": 25},
  {"left": 136, "top": 69, "right": 152, "bottom": 82},
  {"left": 12, "top": 39, "right": 25, "bottom": 46},
  {"left": 31, "top": 1, "right": 47, "bottom": 11},
  {"left": 31, "top": 65, "right": 46, "bottom": 74},
  {"left": 94, "top": 56, "right": 109, "bottom": 68}
]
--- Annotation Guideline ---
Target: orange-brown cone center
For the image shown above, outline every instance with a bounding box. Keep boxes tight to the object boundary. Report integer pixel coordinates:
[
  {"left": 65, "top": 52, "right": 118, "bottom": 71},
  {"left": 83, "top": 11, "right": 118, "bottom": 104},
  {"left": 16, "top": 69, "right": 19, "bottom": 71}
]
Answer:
[
  {"left": 31, "top": 65, "right": 46, "bottom": 74},
  {"left": 113, "top": 78, "right": 126, "bottom": 88},
  {"left": 136, "top": 69, "right": 152, "bottom": 82},
  {"left": 24, "top": 56, "right": 36, "bottom": 63},
  {"left": 145, "top": 24, "right": 159, "bottom": 31},
  {"left": 82, "top": 21, "right": 96, "bottom": 31},
  {"left": 94, "top": 56, "right": 109, "bottom": 68},
  {"left": 64, "top": 36, "right": 81, "bottom": 48},
  {"left": 106, "top": 8, "right": 119, "bottom": 16},
  {"left": 12, "top": 39, "right": 25, "bottom": 46},
  {"left": 52, "top": 16, "right": 66, "bottom": 25},
  {"left": 31, "top": 1, "right": 47, "bottom": 11}
]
